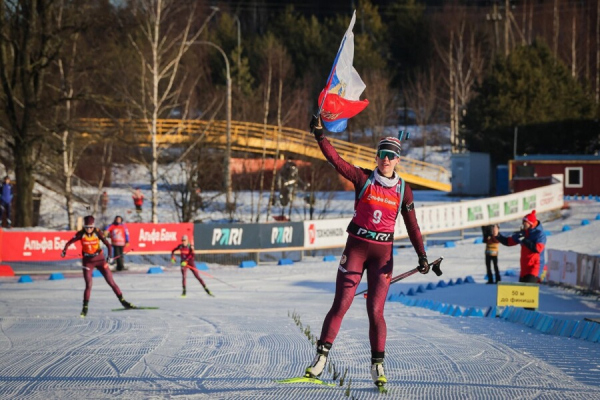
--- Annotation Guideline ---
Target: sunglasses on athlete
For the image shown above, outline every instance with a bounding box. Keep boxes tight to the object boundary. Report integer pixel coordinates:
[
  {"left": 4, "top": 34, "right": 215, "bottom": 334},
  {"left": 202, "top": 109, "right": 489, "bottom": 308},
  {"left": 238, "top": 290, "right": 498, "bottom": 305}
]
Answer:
[
  {"left": 84, "top": 225, "right": 94, "bottom": 229},
  {"left": 377, "top": 150, "right": 399, "bottom": 160}
]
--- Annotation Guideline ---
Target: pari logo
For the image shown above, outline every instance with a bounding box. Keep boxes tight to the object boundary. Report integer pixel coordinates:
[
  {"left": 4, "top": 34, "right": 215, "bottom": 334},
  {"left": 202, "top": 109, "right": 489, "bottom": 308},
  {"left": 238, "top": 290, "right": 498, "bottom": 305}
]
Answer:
[
  {"left": 272, "top": 226, "right": 293, "bottom": 244},
  {"left": 357, "top": 228, "right": 391, "bottom": 242},
  {"left": 212, "top": 228, "right": 243, "bottom": 246}
]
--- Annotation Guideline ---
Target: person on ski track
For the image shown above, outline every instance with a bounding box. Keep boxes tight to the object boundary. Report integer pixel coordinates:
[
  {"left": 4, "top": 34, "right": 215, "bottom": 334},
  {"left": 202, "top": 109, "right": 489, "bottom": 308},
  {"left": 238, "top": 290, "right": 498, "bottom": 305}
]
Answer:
[
  {"left": 496, "top": 210, "right": 546, "bottom": 284},
  {"left": 105, "top": 216, "right": 130, "bottom": 271},
  {"left": 61, "top": 215, "right": 134, "bottom": 317},
  {"left": 304, "top": 116, "right": 429, "bottom": 388},
  {"left": 171, "top": 235, "right": 212, "bottom": 298}
]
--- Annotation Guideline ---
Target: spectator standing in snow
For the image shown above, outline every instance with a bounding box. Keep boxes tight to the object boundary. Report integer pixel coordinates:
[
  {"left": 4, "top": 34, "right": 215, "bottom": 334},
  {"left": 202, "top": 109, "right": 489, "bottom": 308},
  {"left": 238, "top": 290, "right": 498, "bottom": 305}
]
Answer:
[
  {"left": 105, "top": 216, "right": 130, "bottom": 271},
  {"left": 1, "top": 176, "right": 13, "bottom": 227},
  {"left": 496, "top": 210, "right": 546, "bottom": 284},
  {"left": 132, "top": 188, "right": 144, "bottom": 221},
  {"left": 482, "top": 224, "right": 501, "bottom": 284}
]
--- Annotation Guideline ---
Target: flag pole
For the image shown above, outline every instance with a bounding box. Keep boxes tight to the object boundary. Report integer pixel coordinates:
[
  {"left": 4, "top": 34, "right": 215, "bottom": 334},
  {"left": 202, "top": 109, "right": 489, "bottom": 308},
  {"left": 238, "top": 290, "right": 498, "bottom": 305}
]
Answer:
[{"left": 317, "top": 35, "right": 348, "bottom": 117}]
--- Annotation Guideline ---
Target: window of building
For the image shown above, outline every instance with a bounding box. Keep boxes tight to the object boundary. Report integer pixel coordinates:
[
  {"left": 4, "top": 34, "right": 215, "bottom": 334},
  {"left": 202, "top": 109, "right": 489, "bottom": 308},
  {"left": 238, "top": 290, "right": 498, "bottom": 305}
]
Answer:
[{"left": 565, "top": 167, "right": 583, "bottom": 188}]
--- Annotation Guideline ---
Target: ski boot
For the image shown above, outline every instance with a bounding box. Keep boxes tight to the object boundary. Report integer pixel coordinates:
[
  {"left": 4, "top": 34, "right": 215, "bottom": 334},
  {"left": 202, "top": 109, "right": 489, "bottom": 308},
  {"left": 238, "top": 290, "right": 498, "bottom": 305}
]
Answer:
[
  {"left": 371, "top": 358, "right": 387, "bottom": 393},
  {"left": 80, "top": 301, "right": 89, "bottom": 318},
  {"left": 181, "top": 288, "right": 187, "bottom": 298},
  {"left": 305, "top": 341, "right": 332, "bottom": 378},
  {"left": 118, "top": 295, "right": 134, "bottom": 309},
  {"left": 204, "top": 287, "right": 214, "bottom": 297}
]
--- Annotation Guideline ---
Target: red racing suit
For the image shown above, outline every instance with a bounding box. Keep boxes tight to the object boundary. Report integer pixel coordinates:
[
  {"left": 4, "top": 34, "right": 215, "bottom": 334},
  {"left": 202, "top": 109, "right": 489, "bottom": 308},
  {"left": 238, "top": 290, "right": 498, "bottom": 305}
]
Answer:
[
  {"left": 171, "top": 244, "right": 206, "bottom": 289},
  {"left": 317, "top": 137, "right": 426, "bottom": 354},
  {"left": 63, "top": 229, "right": 121, "bottom": 302}
]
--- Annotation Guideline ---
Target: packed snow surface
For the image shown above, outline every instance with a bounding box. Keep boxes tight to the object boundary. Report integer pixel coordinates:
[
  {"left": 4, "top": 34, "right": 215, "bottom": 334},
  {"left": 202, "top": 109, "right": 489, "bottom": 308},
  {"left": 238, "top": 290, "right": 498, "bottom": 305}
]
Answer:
[{"left": 1, "top": 201, "right": 599, "bottom": 399}]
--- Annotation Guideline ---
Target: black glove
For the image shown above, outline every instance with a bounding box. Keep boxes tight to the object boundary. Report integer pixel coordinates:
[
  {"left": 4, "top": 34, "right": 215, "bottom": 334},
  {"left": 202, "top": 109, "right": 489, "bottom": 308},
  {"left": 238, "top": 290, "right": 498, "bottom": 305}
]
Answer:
[
  {"left": 310, "top": 115, "right": 324, "bottom": 141},
  {"left": 60, "top": 249, "right": 66, "bottom": 258},
  {"left": 417, "top": 255, "right": 429, "bottom": 274}
]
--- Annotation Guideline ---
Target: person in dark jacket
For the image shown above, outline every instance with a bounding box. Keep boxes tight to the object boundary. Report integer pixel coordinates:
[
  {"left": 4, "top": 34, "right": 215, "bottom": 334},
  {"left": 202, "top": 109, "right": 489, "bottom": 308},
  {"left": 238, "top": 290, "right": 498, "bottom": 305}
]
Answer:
[
  {"left": 482, "top": 224, "right": 501, "bottom": 284},
  {"left": 496, "top": 210, "right": 546, "bottom": 283},
  {"left": 1, "top": 176, "right": 13, "bottom": 227}
]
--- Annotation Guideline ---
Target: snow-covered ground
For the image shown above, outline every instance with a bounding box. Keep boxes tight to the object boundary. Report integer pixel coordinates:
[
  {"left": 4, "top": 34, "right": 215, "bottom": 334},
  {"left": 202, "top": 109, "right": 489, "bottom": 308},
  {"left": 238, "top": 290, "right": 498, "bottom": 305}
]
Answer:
[
  {"left": 2, "top": 128, "right": 600, "bottom": 398},
  {"left": 1, "top": 200, "right": 599, "bottom": 399}
]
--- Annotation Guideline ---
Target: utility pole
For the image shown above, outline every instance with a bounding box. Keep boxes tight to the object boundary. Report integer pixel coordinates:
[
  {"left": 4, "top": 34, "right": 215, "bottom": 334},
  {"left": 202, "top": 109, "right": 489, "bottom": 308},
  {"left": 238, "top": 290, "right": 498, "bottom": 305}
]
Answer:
[
  {"left": 505, "top": 0, "right": 510, "bottom": 56},
  {"left": 553, "top": 0, "right": 560, "bottom": 63},
  {"left": 597, "top": 0, "right": 600, "bottom": 103},
  {"left": 486, "top": 1, "right": 501, "bottom": 56}
]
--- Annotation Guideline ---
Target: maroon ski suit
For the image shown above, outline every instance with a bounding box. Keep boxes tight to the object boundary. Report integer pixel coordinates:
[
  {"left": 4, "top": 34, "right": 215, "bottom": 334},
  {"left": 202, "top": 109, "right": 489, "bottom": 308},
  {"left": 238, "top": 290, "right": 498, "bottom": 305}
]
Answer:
[{"left": 317, "top": 137, "right": 426, "bottom": 355}]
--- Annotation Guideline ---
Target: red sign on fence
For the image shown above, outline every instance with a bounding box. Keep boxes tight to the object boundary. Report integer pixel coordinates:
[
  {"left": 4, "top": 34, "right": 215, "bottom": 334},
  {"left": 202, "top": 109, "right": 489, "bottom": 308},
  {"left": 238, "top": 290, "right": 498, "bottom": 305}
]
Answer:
[
  {"left": 0, "top": 230, "right": 81, "bottom": 262},
  {"left": 126, "top": 223, "right": 194, "bottom": 254},
  {"left": 0, "top": 223, "right": 194, "bottom": 262}
]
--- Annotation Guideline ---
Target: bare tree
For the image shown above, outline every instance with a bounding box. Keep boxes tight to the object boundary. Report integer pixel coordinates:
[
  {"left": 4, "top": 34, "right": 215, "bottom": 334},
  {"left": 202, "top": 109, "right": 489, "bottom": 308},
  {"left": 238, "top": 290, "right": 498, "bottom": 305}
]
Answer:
[
  {"left": 0, "top": 0, "right": 71, "bottom": 226},
  {"left": 404, "top": 65, "right": 440, "bottom": 162},
  {"left": 436, "top": 18, "right": 486, "bottom": 152},
  {"left": 122, "top": 0, "right": 217, "bottom": 223},
  {"left": 361, "top": 69, "right": 398, "bottom": 147}
]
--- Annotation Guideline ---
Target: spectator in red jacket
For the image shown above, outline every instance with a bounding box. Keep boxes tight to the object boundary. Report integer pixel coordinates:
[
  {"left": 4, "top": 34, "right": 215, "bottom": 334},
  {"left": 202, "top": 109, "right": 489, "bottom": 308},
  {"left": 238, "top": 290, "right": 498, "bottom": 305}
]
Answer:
[
  {"left": 105, "top": 216, "right": 130, "bottom": 271},
  {"left": 496, "top": 210, "right": 547, "bottom": 283},
  {"left": 132, "top": 188, "right": 144, "bottom": 211}
]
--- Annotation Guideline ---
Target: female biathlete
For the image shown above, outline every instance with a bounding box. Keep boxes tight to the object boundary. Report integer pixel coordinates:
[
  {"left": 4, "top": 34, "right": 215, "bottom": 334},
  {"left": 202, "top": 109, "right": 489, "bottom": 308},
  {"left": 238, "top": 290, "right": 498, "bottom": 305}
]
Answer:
[
  {"left": 304, "top": 116, "right": 430, "bottom": 389},
  {"left": 171, "top": 235, "right": 213, "bottom": 297},
  {"left": 61, "top": 215, "right": 134, "bottom": 317}
]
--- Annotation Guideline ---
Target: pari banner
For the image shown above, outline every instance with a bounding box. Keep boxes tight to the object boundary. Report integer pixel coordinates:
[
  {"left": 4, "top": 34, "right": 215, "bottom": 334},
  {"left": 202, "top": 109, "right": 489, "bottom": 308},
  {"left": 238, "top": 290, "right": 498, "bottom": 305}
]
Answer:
[{"left": 193, "top": 222, "right": 304, "bottom": 251}]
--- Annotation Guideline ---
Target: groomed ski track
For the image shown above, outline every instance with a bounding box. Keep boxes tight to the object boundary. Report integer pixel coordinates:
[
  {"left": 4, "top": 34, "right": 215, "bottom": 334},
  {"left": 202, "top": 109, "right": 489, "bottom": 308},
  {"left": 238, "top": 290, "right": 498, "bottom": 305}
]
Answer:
[{"left": 1, "top": 253, "right": 599, "bottom": 399}]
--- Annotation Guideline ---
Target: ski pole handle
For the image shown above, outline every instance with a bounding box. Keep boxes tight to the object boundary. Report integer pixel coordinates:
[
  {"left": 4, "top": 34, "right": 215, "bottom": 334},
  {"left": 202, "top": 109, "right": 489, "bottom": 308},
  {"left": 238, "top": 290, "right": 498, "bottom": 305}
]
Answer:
[{"left": 431, "top": 256, "right": 444, "bottom": 276}]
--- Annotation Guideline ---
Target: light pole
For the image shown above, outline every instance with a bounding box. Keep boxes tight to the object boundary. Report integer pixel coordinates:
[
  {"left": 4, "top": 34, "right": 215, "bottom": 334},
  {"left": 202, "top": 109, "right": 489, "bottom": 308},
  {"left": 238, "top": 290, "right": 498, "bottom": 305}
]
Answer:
[
  {"left": 233, "top": 14, "right": 241, "bottom": 88},
  {"left": 188, "top": 40, "right": 232, "bottom": 210}
]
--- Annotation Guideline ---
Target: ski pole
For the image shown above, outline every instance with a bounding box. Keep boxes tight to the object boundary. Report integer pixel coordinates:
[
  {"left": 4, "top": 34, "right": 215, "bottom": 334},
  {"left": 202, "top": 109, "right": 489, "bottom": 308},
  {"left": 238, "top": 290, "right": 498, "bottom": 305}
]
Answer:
[
  {"left": 355, "top": 257, "right": 444, "bottom": 297},
  {"left": 110, "top": 248, "right": 135, "bottom": 261},
  {"left": 197, "top": 270, "right": 237, "bottom": 288}
]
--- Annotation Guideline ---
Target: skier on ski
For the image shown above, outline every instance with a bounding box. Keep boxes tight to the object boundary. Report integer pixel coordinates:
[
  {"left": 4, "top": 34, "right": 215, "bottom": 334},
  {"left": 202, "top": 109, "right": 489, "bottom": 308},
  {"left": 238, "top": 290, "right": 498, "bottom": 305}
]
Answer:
[
  {"left": 171, "top": 235, "right": 213, "bottom": 297},
  {"left": 61, "top": 215, "right": 134, "bottom": 316},
  {"left": 304, "top": 116, "right": 429, "bottom": 389}
]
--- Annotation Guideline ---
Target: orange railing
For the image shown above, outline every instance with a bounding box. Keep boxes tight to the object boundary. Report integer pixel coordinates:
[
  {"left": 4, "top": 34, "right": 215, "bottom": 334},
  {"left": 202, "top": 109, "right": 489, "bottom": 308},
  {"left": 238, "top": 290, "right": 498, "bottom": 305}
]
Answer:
[{"left": 76, "top": 118, "right": 451, "bottom": 191}]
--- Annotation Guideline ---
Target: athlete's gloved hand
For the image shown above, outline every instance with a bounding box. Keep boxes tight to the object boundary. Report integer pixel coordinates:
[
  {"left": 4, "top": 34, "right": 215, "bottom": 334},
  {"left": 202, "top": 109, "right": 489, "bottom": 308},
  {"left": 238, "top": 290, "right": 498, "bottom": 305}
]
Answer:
[
  {"left": 60, "top": 249, "right": 66, "bottom": 258},
  {"left": 171, "top": 258, "right": 176, "bottom": 264},
  {"left": 180, "top": 261, "right": 187, "bottom": 268},
  {"left": 107, "top": 257, "right": 115, "bottom": 265},
  {"left": 417, "top": 255, "right": 430, "bottom": 274},
  {"left": 310, "top": 115, "right": 324, "bottom": 141}
]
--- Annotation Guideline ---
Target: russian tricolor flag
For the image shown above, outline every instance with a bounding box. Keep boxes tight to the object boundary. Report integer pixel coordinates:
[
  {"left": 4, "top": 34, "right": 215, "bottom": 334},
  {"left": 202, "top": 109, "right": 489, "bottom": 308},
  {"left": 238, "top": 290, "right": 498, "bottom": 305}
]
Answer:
[{"left": 318, "top": 11, "right": 369, "bottom": 133}]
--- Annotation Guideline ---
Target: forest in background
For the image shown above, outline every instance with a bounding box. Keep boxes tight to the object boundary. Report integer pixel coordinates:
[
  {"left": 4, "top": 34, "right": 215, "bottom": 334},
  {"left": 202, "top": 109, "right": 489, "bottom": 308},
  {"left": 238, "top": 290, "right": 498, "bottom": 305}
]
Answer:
[{"left": 1, "top": 0, "right": 599, "bottom": 226}]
